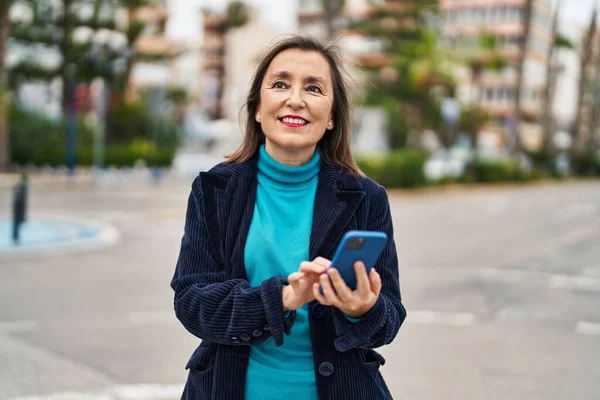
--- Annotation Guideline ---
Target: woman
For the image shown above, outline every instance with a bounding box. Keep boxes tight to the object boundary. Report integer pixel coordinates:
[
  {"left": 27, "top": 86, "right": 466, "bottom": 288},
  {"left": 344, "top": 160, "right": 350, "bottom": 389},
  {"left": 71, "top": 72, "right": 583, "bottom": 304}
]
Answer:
[{"left": 171, "top": 35, "right": 406, "bottom": 400}]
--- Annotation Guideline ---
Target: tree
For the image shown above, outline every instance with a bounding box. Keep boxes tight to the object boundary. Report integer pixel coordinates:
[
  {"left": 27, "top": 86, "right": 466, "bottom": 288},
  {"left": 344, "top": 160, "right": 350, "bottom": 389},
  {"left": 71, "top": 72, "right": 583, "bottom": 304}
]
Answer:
[
  {"left": 572, "top": 7, "right": 597, "bottom": 152},
  {"left": 352, "top": 0, "right": 454, "bottom": 148},
  {"left": 7, "top": 0, "right": 159, "bottom": 113},
  {"left": 512, "top": 0, "right": 534, "bottom": 154},
  {"left": 0, "top": 0, "right": 14, "bottom": 171},
  {"left": 321, "top": 0, "right": 344, "bottom": 40}
]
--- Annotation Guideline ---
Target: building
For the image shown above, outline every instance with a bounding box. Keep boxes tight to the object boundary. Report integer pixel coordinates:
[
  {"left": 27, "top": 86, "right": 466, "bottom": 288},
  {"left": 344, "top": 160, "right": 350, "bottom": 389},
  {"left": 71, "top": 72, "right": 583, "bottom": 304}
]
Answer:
[
  {"left": 128, "top": 1, "right": 183, "bottom": 103},
  {"left": 440, "top": 0, "right": 553, "bottom": 149}
]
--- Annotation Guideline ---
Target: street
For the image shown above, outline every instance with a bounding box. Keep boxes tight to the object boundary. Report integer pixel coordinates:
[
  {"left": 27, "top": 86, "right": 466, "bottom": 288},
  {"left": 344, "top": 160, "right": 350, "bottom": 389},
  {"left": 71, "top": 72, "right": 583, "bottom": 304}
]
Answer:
[{"left": 0, "top": 176, "right": 599, "bottom": 399}]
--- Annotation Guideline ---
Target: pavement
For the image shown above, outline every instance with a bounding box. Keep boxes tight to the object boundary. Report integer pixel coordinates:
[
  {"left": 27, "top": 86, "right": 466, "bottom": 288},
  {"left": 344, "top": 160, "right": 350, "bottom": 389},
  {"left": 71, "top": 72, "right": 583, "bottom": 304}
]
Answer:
[{"left": 0, "top": 174, "right": 599, "bottom": 399}]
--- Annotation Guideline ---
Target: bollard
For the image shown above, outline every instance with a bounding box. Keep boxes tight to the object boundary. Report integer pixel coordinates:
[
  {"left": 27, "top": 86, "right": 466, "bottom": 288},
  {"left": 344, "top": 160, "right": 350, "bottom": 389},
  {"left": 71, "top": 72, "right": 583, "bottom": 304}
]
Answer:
[{"left": 11, "top": 174, "right": 28, "bottom": 245}]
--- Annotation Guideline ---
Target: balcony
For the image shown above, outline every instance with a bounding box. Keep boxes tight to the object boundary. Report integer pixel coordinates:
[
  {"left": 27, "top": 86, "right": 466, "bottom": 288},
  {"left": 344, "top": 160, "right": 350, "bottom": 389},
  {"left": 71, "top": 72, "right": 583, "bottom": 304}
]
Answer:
[
  {"left": 133, "top": 4, "right": 168, "bottom": 24},
  {"left": 135, "top": 34, "right": 181, "bottom": 58}
]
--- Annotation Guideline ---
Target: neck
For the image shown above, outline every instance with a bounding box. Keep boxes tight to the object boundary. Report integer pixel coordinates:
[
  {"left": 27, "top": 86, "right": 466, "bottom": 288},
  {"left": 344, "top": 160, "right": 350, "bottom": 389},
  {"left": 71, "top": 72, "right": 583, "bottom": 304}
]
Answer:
[{"left": 265, "top": 141, "right": 317, "bottom": 166}]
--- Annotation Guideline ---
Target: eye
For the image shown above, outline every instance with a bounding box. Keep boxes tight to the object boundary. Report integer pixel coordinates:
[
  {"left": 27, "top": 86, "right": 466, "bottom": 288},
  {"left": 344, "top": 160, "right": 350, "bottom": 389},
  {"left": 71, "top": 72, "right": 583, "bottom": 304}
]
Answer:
[
  {"left": 307, "top": 86, "right": 322, "bottom": 94},
  {"left": 273, "top": 81, "right": 287, "bottom": 89}
]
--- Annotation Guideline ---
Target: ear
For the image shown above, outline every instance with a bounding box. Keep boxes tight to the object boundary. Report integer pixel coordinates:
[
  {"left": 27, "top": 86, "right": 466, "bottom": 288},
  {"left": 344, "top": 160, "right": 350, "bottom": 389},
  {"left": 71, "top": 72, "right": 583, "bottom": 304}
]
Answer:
[
  {"left": 255, "top": 106, "right": 262, "bottom": 123},
  {"left": 326, "top": 117, "right": 334, "bottom": 130}
]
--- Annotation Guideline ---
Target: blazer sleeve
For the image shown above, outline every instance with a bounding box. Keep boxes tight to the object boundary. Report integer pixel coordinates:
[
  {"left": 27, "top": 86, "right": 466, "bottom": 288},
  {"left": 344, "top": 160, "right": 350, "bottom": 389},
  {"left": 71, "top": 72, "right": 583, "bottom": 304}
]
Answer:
[
  {"left": 332, "top": 185, "right": 406, "bottom": 352},
  {"left": 171, "top": 175, "right": 296, "bottom": 347}
]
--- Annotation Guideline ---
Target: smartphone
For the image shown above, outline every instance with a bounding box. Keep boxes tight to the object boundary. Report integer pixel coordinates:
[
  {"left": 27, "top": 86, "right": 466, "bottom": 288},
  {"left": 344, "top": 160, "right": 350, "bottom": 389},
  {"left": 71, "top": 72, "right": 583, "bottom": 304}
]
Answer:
[{"left": 322, "top": 230, "right": 388, "bottom": 292}]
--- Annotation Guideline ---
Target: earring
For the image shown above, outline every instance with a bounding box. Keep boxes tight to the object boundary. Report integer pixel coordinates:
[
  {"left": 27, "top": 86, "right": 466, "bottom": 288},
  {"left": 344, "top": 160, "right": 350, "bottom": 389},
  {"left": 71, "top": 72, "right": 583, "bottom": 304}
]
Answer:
[{"left": 256, "top": 112, "right": 261, "bottom": 122}]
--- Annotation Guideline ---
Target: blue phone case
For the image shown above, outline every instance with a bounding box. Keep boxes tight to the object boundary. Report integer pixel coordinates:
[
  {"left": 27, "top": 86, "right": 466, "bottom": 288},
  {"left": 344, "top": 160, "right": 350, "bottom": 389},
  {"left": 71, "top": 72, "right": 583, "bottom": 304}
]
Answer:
[{"left": 325, "top": 230, "right": 388, "bottom": 291}]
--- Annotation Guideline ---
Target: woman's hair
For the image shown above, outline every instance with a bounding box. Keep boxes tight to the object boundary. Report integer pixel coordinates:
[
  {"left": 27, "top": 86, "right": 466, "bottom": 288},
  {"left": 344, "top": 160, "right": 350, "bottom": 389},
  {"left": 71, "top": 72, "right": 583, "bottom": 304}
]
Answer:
[{"left": 226, "top": 34, "right": 363, "bottom": 176}]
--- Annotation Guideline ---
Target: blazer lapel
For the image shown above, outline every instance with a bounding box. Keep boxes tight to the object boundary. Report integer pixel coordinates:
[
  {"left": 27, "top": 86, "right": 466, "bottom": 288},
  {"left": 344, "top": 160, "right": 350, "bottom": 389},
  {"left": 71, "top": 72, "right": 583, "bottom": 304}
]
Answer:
[
  {"left": 310, "top": 162, "right": 366, "bottom": 260},
  {"left": 199, "top": 154, "right": 258, "bottom": 272}
]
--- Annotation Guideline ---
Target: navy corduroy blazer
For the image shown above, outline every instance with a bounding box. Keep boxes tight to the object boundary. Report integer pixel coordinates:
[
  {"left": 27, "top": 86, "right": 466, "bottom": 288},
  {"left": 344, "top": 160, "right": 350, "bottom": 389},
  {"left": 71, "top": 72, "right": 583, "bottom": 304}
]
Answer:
[{"left": 171, "top": 153, "right": 406, "bottom": 400}]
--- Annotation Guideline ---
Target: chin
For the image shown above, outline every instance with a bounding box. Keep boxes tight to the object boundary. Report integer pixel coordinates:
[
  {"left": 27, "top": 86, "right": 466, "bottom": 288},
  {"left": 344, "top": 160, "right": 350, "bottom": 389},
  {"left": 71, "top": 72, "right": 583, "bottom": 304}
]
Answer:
[{"left": 272, "top": 133, "right": 317, "bottom": 150}]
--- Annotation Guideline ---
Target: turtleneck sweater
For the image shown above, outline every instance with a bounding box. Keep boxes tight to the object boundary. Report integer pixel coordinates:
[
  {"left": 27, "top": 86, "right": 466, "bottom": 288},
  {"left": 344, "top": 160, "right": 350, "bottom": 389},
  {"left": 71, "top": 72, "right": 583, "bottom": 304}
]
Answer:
[{"left": 244, "top": 144, "right": 321, "bottom": 400}]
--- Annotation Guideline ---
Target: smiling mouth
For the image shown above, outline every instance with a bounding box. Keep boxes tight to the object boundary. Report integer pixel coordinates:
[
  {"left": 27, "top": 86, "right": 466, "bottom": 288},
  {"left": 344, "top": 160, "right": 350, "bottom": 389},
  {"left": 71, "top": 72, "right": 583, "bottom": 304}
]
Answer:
[{"left": 279, "top": 117, "right": 309, "bottom": 127}]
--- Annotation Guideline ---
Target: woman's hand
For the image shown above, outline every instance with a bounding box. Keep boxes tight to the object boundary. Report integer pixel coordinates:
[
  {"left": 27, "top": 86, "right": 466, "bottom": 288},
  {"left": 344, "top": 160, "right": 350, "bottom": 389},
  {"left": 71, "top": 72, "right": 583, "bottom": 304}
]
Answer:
[
  {"left": 283, "top": 257, "right": 331, "bottom": 311},
  {"left": 312, "top": 261, "right": 382, "bottom": 318}
]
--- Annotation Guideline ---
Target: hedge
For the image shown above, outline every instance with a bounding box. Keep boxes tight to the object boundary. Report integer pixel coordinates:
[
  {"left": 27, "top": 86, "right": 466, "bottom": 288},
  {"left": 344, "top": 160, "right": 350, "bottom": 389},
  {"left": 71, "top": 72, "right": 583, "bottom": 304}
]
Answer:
[
  {"left": 357, "top": 150, "right": 428, "bottom": 188},
  {"left": 9, "top": 103, "right": 178, "bottom": 167}
]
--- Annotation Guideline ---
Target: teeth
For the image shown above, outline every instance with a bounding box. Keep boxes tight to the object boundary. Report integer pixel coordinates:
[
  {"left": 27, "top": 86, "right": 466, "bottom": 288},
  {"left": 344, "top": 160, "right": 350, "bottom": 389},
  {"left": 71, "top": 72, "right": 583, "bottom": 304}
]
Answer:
[{"left": 282, "top": 117, "right": 307, "bottom": 125}]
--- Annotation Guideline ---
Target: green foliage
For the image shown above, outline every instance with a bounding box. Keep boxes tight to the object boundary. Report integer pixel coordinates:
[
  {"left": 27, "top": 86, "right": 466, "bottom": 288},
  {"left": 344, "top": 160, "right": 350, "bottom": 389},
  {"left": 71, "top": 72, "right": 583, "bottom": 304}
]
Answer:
[
  {"left": 456, "top": 106, "right": 489, "bottom": 143},
  {"left": 524, "top": 148, "right": 560, "bottom": 177},
  {"left": 102, "top": 140, "right": 175, "bottom": 167},
  {"left": 555, "top": 33, "right": 574, "bottom": 49},
  {"left": 357, "top": 150, "right": 428, "bottom": 188},
  {"left": 8, "top": 60, "right": 61, "bottom": 86},
  {"left": 107, "top": 100, "right": 180, "bottom": 148},
  {"left": 167, "top": 87, "right": 189, "bottom": 105},
  {"left": 9, "top": 103, "right": 178, "bottom": 167},
  {"left": 127, "top": 19, "right": 146, "bottom": 43},
  {"left": 0, "top": 0, "right": 14, "bottom": 12},
  {"left": 467, "top": 31, "right": 507, "bottom": 73},
  {"left": 107, "top": 101, "right": 146, "bottom": 143},
  {"left": 570, "top": 150, "right": 600, "bottom": 176},
  {"left": 461, "top": 158, "right": 539, "bottom": 183},
  {"left": 380, "top": 99, "right": 410, "bottom": 148},
  {"left": 226, "top": 1, "right": 249, "bottom": 28},
  {"left": 8, "top": 103, "right": 94, "bottom": 165},
  {"left": 10, "top": 22, "right": 61, "bottom": 45}
]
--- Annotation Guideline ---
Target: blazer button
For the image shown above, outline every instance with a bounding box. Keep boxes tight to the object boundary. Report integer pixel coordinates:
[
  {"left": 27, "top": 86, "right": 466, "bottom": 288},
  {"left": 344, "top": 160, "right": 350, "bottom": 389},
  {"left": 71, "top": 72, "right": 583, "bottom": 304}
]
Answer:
[
  {"left": 231, "top": 337, "right": 241, "bottom": 344},
  {"left": 240, "top": 334, "right": 250, "bottom": 341},
  {"left": 318, "top": 362, "right": 334, "bottom": 377},
  {"left": 312, "top": 303, "right": 325, "bottom": 319},
  {"left": 263, "top": 324, "right": 270, "bottom": 331},
  {"left": 252, "top": 329, "right": 262, "bottom": 337}
]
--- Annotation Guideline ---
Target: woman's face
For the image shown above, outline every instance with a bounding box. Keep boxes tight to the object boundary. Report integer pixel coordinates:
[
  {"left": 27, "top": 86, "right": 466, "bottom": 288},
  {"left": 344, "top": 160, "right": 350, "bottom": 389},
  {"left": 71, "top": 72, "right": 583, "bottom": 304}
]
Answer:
[{"left": 257, "top": 48, "right": 335, "bottom": 163}]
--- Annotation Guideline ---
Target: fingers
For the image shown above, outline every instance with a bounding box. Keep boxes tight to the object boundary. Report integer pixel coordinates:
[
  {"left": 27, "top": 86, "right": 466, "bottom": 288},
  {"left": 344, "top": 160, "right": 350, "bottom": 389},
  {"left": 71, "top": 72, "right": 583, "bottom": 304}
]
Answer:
[
  {"left": 313, "top": 273, "right": 342, "bottom": 307},
  {"left": 288, "top": 272, "right": 304, "bottom": 282},
  {"left": 312, "top": 257, "right": 332, "bottom": 269},
  {"left": 354, "top": 261, "right": 371, "bottom": 295},
  {"left": 327, "top": 268, "right": 353, "bottom": 301},
  {"left": 287, "top": 272, "right": 304, "bottom": 284},
  {"left": 300, "top": 261, "right": 327, "bottom": 275},
  {"left": 370, "top": 268, "right": 382, "bottom": 297}
]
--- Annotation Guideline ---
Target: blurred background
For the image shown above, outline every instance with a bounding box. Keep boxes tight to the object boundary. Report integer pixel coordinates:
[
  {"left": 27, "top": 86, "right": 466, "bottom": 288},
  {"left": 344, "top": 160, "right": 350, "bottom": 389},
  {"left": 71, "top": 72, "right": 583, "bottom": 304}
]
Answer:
[{"left": 0, "top": 0, "right": 599, "bottom": 399}]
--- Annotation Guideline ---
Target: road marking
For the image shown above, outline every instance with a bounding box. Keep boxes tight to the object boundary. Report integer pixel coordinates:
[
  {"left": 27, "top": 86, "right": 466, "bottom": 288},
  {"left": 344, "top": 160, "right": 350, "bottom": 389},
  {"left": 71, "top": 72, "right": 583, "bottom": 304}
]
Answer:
[
  {"left": 128, "top": 311, "right": 175, "bottom": 325},
  {"left": 479, "top": 268, "right": 549, "bottom": 284},
  {"left": 575, "top": 321, "right": 600, "bottom": 336},
  {"left": 0, "top": 320, "right": 38, "bottom": 335},
  {"left": 10, "top": 383, "right": 184, "bottom": 400},
  {"left": 495, "top": 309, "right": 563, "bottom": 323},
  {"left": 12, "top": 394, "right": 112, "bottom": 400},
  {"left": 581, "top": 265, "right": 600, "bottom": 278},
  {"left": 409, "top": 310, "right": 476, "bottom": 326},
  {"left": 549, "top": 275, "right": 600, "bottom": 292},
  {"left": 113, "top": 384, "right": 183, "bottom": 399}
]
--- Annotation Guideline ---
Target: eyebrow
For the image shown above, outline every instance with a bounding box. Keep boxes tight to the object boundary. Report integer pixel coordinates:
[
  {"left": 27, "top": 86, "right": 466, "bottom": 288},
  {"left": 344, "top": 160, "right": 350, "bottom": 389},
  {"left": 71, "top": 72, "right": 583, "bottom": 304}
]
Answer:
[{"left": 270, "top": 70, "right": 327, "bottom": 86}]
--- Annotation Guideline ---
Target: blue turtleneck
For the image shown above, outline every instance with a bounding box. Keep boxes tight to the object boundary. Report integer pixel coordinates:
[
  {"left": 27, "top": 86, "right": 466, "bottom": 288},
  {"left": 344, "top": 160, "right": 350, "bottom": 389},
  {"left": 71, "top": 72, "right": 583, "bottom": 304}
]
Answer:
[{"left": 244, "top": 144, "right": 321, "bottom": 400}]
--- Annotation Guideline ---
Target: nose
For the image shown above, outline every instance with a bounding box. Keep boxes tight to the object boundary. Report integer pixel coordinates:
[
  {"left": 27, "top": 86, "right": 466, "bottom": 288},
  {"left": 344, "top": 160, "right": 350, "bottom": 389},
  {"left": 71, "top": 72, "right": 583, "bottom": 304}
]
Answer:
[{"left": 286, "top": 87, "right": 305, "bottom": 110}]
